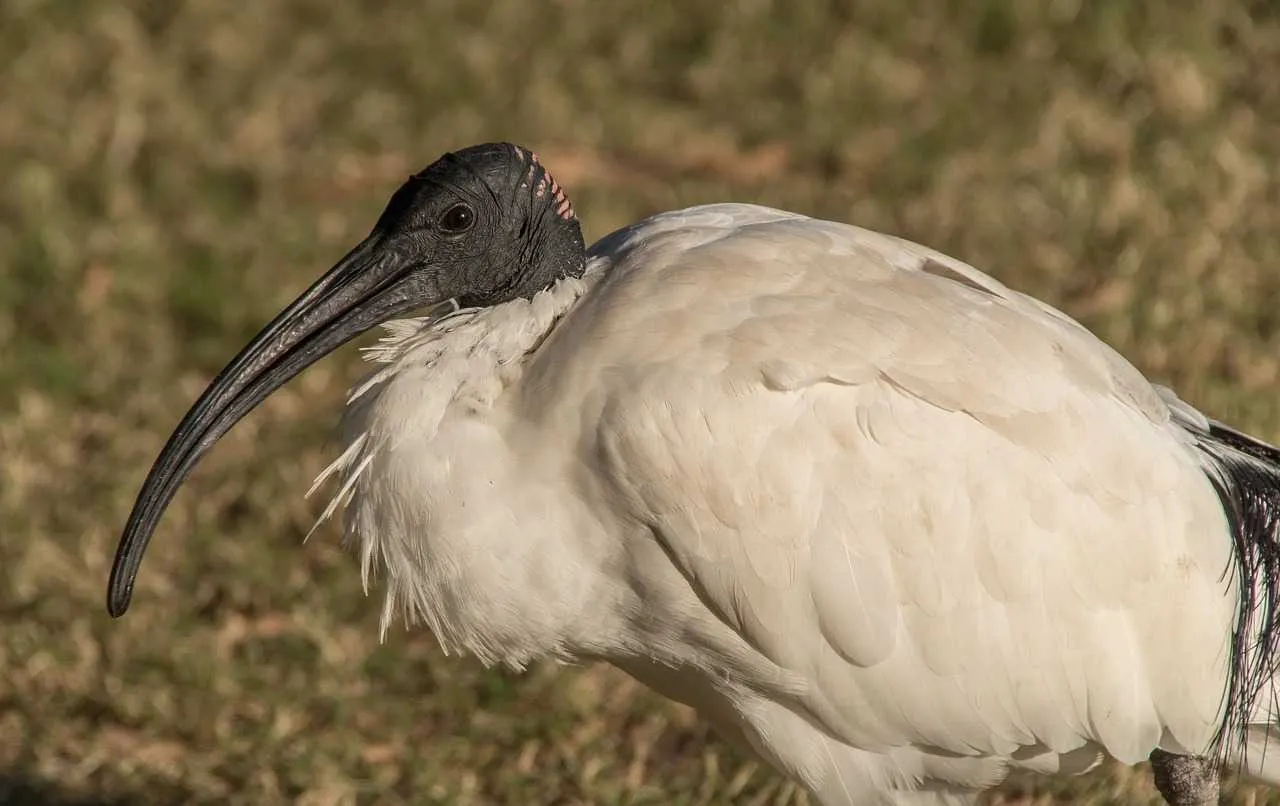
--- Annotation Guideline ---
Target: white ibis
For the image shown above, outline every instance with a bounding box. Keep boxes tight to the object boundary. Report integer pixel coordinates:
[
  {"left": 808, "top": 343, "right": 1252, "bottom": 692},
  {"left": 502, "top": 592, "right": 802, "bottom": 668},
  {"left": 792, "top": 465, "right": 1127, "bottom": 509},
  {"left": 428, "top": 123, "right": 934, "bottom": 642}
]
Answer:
[{"left": 108, "top": 142, "right": 1280, "bottom": 806}]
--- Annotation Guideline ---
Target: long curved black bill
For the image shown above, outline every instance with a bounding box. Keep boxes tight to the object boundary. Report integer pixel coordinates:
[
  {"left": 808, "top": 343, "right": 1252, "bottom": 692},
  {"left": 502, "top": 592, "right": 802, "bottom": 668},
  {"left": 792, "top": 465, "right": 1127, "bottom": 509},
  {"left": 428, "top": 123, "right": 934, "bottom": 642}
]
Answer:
[{"left": 107, "top": 231, "right": 437, "bottom": 617}]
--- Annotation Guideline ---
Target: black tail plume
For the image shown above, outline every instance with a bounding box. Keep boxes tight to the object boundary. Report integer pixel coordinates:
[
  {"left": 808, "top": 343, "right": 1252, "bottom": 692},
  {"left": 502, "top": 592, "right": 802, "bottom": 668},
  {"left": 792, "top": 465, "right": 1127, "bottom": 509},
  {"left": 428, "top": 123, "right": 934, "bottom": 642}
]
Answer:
[{"left": 1192, "top": 418, "right": 1280, "bottom": 761}]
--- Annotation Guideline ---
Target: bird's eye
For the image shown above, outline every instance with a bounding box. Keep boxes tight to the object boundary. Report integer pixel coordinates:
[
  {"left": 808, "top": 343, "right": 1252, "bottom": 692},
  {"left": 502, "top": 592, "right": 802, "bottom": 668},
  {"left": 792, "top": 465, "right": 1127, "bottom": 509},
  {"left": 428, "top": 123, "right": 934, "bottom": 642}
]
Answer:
[{"left": 439, "top": 203, "right": 476, "bottom": 234}]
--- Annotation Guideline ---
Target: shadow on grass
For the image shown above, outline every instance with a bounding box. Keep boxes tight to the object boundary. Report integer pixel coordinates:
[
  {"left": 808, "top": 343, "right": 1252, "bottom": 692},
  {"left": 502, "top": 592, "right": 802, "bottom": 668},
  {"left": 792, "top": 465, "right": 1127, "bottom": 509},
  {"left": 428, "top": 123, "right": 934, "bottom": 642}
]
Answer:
[{"left": 0, "top": 772, "right": 181, "bottom": 806}]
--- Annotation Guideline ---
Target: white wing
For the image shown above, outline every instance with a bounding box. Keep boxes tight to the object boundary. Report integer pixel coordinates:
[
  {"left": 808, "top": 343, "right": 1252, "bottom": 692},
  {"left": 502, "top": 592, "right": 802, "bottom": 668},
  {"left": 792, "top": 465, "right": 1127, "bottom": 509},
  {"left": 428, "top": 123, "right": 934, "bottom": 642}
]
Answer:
[{"left": 527, "top": 204, "right": 1237, "bottom": 772}]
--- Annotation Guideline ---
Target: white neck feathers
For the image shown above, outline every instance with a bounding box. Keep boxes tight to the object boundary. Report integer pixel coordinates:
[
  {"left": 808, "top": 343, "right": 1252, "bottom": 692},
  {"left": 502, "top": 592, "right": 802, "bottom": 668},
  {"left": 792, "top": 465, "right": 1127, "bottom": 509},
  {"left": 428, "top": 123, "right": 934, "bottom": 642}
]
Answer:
[{"left": 305, "top": 270, "right": 607, "bottom": 666}]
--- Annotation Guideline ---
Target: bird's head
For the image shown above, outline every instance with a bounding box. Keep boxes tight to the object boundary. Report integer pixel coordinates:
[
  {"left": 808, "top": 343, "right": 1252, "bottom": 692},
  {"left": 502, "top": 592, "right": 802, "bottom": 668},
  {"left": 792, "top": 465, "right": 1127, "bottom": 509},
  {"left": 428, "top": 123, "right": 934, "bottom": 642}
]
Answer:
[{"left": 106, "top": 142, "right": 586, "bottom": 618}]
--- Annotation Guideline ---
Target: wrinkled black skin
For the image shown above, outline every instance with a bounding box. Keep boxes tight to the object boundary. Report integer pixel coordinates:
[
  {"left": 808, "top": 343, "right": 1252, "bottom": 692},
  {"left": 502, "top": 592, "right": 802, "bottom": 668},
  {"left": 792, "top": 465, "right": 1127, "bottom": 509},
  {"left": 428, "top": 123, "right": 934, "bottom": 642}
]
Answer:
[
  {"left": 379, "top": 143, "right": 587, "bottom": 307},
  {"left": 106, "top": 142, "right": 587, "bottom": 618}
]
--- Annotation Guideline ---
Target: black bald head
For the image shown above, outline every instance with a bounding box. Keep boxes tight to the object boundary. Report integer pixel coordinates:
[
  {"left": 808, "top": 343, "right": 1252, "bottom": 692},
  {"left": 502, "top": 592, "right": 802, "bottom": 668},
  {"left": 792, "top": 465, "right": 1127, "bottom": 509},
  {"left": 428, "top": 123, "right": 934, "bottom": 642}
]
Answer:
[
  {"left": 105, "top": 142, "right": 587, "bottom": 618},
  {"left": 374, "top": 142, "right": 586, "bottom": 307}
]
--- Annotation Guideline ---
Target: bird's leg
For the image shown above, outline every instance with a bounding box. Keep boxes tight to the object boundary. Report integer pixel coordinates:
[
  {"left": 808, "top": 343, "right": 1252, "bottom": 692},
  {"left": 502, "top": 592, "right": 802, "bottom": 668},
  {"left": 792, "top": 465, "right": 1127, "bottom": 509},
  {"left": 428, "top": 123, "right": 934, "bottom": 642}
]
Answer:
[{"left": 1149, "top": 749, "right": 1219, "bottom": 806}]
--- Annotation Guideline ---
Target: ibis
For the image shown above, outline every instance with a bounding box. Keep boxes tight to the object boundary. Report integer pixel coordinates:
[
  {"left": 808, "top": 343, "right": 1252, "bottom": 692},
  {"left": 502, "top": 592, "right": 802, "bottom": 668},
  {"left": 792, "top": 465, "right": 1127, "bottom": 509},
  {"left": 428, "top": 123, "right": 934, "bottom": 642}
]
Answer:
[{"left": 108, "top": 142, "right": 1280, "bottom": 806}]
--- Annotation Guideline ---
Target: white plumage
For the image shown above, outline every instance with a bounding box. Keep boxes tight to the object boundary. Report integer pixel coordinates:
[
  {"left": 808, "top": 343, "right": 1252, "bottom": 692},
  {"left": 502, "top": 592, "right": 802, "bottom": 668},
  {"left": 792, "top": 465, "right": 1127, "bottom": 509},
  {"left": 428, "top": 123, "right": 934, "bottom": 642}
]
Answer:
[
  {"left": 305, "top": 203, "right": 1269, "bottom": 802},
  {"left": 111, "top": 146, "right": 1280, "bottom": 806}
]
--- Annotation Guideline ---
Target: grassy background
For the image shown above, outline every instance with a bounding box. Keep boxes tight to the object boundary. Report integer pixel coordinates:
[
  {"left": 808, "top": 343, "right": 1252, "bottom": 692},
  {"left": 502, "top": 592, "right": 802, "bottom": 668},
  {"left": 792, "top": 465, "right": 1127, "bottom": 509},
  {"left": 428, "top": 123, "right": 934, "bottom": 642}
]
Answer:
[{"left": 3, "top": 1, "right": 1280, "bottom": 803}]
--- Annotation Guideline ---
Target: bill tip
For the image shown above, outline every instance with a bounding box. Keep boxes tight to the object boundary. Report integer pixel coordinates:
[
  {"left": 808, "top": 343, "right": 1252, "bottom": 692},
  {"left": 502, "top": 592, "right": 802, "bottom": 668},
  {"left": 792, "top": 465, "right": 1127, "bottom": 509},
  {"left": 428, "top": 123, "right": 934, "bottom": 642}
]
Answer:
[{"left": 106, "top": 586, "right": 133, "bottom": 618}]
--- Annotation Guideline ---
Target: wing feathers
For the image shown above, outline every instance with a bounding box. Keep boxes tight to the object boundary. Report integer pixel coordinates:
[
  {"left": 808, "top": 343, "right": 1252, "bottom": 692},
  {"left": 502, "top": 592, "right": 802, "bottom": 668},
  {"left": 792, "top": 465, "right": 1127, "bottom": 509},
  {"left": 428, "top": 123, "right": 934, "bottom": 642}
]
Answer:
[{"left": 545, "top": 205, "right": 1237, "bottom": 770}]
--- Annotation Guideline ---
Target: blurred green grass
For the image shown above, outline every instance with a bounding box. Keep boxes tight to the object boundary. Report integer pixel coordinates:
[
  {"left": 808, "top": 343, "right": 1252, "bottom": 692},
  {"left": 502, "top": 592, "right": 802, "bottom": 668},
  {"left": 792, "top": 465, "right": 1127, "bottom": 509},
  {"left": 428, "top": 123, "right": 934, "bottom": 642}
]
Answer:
[{"left": 3, "top": 1, "right": 1280, "bottom": 803}]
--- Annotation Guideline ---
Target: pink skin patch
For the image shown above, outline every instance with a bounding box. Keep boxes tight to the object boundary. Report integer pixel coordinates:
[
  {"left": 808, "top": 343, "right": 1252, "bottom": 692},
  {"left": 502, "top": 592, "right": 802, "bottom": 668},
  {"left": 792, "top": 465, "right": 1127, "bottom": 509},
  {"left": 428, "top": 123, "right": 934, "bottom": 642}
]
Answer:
[{"left": 522, "top": 149, "right": 576, "bottom": 222}]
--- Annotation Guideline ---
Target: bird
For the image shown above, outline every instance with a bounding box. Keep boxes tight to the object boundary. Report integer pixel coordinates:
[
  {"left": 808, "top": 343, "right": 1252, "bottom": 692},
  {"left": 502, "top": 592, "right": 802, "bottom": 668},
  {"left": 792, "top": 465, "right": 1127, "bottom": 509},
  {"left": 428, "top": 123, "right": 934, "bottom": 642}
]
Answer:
[{"left": 107, "top": 141, "right": 1280, "bottom": 806}]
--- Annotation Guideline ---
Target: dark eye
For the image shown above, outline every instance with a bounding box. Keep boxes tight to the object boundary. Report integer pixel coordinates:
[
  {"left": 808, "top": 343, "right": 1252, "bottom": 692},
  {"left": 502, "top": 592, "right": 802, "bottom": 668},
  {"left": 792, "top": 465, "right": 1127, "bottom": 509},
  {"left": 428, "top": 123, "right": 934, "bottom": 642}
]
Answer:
[{"left": 439, "top": 203, "right": 475, "bottom": 234}]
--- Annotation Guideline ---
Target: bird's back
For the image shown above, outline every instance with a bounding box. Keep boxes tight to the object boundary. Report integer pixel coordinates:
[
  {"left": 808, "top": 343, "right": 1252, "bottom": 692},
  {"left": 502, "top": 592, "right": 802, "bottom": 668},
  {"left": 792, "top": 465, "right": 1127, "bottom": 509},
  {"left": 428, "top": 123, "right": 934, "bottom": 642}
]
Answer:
[{"left": 521, "top": 204, "right": 1249, "bottom": 798}]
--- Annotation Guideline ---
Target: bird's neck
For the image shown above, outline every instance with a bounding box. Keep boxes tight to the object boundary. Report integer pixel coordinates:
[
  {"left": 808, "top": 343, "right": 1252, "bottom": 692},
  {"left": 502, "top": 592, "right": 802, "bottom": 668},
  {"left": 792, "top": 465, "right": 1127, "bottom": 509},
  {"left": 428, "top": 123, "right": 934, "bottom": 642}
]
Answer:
[{"left": 309, "top": 269, "right": 626, "bottom": 667}]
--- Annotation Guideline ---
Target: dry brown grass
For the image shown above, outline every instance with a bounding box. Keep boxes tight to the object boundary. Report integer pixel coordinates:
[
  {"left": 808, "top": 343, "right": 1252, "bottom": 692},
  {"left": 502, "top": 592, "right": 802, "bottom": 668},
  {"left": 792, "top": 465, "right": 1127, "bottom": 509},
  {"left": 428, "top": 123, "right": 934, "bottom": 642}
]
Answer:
[{"left": 3, "top": 1, "right": 1280, "bottom": 803}]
